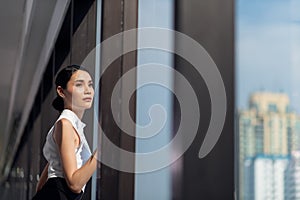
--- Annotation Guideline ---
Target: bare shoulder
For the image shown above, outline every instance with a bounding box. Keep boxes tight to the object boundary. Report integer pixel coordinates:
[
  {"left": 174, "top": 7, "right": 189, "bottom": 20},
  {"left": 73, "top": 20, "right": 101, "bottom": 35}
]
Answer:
[
  {"left": 57, "top": 118, "right": 73, "bottom": 127},
  {"left": 53, "top": 118, "right": 75, "bottom": 144},
  {"left": 54, "top": 118, "right": 73, "bottom": 132}
]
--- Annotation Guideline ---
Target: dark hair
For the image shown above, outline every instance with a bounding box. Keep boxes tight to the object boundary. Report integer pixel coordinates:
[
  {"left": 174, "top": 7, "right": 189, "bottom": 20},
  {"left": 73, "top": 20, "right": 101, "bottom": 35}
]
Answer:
[{"left": 52, "top": 65, "right": 89, "bottom": 112}]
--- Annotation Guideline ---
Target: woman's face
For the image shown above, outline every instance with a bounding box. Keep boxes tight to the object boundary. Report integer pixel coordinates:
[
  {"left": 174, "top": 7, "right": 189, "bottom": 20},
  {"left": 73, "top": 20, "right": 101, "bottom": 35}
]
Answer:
[{"left": 62, "top": 70, "right": 94, "bottom": 111}]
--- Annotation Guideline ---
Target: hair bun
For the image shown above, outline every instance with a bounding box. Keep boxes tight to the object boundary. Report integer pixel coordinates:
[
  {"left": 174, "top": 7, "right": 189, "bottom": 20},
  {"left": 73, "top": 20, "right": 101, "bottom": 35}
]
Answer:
[{"left": 52, "top": 96, "right": 64, "bottom": 112}]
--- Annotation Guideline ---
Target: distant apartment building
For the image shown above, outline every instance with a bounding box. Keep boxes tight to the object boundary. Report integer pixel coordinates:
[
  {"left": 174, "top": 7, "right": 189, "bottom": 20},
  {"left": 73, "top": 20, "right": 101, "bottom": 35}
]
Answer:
[
  {"left": 243, "top": 155, "right": 289, "bottom": 200},
  {"left": 285, "top": 151, "right": 300, "bottom": 200},
  {"left": 238, "top": 92, "right": 300, "bottom": 200}
]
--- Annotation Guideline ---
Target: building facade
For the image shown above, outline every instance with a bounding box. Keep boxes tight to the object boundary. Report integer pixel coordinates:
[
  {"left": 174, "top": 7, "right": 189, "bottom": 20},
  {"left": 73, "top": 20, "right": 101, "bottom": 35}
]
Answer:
[{"left": 239, "top": 92, "right": 300, "bottom": 200}]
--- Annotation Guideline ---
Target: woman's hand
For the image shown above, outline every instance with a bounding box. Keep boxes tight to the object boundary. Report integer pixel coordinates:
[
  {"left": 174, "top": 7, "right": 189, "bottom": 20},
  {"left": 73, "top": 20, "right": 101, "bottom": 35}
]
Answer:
[
  {"left": 92, "top": 149, "right": 98, "bottom": 161},
  {"left": 36, "top": 163, "right": 49, "bottom": 192}
]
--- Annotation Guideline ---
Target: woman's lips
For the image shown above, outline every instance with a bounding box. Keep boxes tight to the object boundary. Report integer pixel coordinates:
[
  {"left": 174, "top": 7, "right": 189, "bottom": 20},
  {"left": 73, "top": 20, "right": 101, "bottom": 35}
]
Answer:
[{"left": 83, "top": 97, "right": 92, "bottom": 102}]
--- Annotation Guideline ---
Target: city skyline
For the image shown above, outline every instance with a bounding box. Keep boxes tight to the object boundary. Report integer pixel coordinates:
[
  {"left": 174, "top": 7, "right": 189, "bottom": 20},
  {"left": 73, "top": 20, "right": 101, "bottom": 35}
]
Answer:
[{"left": 238, "top": 91, "right": 300, "bottom": 199}]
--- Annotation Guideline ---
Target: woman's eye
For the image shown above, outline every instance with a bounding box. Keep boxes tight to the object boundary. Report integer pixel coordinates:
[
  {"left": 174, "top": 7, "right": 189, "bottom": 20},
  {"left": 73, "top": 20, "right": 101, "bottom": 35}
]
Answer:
[
  {"left": 89, "top": 83, "right": 94, "bottom": 87},
  {"left": 75, "top": 84, "right": 82, "bottom": 87}
]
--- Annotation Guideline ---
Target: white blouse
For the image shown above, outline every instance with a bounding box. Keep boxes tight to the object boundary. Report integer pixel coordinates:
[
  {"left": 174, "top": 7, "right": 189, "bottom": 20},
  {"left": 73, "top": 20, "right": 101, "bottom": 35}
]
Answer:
[{"left": 43, "top": 109, "right": 92, "bottom": 191}]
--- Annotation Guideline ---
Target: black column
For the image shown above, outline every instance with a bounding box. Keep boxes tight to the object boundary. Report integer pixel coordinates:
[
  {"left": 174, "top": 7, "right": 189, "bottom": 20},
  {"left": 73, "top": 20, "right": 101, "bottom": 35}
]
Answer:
[
  {"left": 173, "top": 0, "right": 235, "bottom": 199},
  {"left": 98, "top": 0, "right": 137, "bottom": 199}
]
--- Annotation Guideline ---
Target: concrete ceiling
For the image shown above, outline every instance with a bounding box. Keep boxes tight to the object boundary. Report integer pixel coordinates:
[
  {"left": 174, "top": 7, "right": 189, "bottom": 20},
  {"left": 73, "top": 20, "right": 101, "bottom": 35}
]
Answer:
[{"left": 0, "top": 0, "right": 70, "bottom": 180}]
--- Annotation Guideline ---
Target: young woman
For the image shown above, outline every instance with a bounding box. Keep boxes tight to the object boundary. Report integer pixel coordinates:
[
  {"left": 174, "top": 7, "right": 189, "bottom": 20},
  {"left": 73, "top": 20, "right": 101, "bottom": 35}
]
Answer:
[{"left": 32, "top": 65, "right": 97, "bottom": 200}]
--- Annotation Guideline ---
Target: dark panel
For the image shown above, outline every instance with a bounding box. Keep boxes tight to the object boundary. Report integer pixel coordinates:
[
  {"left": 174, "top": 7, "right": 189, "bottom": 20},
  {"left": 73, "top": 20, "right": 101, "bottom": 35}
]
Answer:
[
  {"left": 27, "top": 101, "right": 42, "bottom": 199},
  {"left": 118, "top": 0, "right": 137, "bottom": 198},
  {"left": 174, "top": 0, "right": 234, "bottom": 199},
  {"left": 41, "top": 53, "right": 54, "bottom": 102},
  {"left": 98, "top": 0, "right": 123, "bottom": 199},
  {"left": 72, "top": 0, "right": 95, "bottom": 35},
  {"left": 54, "top": 4, "right": 72, "bottom": 71},
  {"left": 9, "top": 136, "right": 30, "bottom": 199},
  {"left": 98, "top": 59, "right": 122, "bottom": 200},
  {"left": 99, "top": 0, "right": 137, "bottom": 199},
  {"left": 71, "top": 0, "right": 96, "bottom": 64}
]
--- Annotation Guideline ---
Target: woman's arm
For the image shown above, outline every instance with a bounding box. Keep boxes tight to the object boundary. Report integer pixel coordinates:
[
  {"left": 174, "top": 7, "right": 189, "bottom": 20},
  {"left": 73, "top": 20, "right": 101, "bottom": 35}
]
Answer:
[
  {"left": 36, "top": 162, "right": 49, "bottom": 192},
  {"left": 54, "top": 118, "right": 97, "bottom": 193}
]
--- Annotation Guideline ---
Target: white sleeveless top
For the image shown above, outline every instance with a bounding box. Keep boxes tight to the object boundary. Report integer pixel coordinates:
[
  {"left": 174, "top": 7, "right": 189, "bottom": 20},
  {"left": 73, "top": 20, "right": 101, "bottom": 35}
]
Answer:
[{"left": 43, "top": 109, "right": 92, "bottom": 191}]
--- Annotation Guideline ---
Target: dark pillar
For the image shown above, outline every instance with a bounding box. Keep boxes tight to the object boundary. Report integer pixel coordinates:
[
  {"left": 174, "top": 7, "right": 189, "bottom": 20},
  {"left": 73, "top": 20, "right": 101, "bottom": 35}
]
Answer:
[
  {"left": 99, "top": 0, "right": 138, "bottom": 199},
  {"left": 174, "top": 0, "right": 235, "bottom": 199}
]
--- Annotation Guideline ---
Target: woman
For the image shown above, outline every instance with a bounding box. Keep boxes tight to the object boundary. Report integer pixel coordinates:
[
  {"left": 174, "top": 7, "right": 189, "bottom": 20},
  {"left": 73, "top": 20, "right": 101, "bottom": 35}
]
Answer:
[{"left": 32, "top": 65, "right": 97, "bottom": 200}]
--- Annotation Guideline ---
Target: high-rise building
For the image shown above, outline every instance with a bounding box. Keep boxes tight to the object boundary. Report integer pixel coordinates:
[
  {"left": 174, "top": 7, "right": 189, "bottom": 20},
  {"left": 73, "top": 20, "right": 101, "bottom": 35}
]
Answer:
[
  {"left": 243, "top": 155, "right": 289, "bottom": 200},
  {"left": 285, "top": 151, "right": 300, "bottom": 200},
  {"left": 238, "top": 92, "right": 300, "bottom": 200},
  {"left": 255, "top": 155, "right": 288, "bottom": 200}
]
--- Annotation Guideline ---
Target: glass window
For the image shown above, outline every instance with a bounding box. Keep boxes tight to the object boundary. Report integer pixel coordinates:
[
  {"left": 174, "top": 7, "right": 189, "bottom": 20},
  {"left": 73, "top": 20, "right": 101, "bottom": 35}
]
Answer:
[
  {"left": 268, "top": 104, "right": 278, "bottom": 113},
  {"left": 236, "top": 0, "right": 300, "bottom": 199},
  {"left": 135, "top": 0, "right": 174, "bottom": 200}
]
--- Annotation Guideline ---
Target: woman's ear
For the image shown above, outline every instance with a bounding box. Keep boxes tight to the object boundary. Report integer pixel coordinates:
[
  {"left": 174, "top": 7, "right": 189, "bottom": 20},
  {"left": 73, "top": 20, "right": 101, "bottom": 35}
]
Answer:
[{"left": 57, "top": 86, "right": 65, "bottom": 98}]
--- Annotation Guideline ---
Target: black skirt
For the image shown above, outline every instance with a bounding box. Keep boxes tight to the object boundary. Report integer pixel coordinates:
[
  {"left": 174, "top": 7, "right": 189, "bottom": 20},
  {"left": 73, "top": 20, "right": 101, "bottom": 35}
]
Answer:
[{"left": 32, "top": 177, "right": 83, "bottom": 200}]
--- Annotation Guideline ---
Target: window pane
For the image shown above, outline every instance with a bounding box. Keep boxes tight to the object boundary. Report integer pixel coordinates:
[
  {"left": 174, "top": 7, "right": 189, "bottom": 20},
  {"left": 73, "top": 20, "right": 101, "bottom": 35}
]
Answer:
[
  {"left": 135, "top": 0, "right": 174, "bottom": 199},
  {"left": 236, "top": 0, "right": 300, "bottom": 199}
]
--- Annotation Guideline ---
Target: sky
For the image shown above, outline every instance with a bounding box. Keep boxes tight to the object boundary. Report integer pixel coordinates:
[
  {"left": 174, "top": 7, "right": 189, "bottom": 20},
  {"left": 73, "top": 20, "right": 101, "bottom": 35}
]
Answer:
[{"left": 236, "top": 0, "right": 300, "bottom": 113}]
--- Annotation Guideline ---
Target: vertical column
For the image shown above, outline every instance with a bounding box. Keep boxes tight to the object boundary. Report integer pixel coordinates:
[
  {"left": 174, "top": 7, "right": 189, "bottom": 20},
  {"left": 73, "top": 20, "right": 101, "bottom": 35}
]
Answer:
[
  {"left": 98, "top": 0, "right": 137, "bottom": 199},
  {"left": 174, "top": 0, "right": 234, "bottom": 199},
  {"left": 118, "top": 0, "right": 138, "bottom": 199},
  {"left": 98, "top": 1, "right": 123, "bottom": 199}
]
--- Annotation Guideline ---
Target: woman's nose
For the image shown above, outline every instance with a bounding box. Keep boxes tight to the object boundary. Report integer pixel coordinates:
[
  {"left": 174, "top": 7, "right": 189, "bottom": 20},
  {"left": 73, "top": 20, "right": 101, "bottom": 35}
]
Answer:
[{"left": 84, "top": 85, "right": 92, "bottom": 94}]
